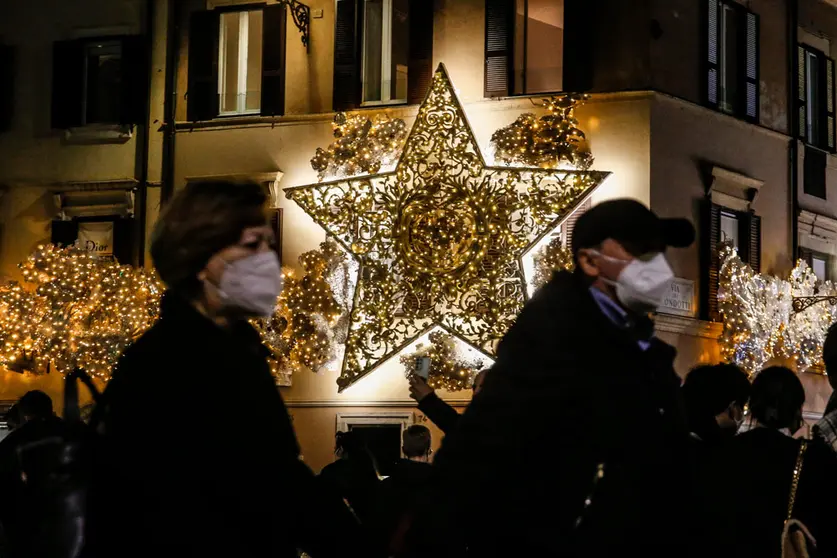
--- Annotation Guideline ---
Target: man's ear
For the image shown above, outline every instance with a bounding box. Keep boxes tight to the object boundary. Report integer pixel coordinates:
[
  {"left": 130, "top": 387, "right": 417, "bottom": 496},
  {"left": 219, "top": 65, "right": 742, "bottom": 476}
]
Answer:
[{"left": 576, "top": 249, "right": 600, "bottom": 279}]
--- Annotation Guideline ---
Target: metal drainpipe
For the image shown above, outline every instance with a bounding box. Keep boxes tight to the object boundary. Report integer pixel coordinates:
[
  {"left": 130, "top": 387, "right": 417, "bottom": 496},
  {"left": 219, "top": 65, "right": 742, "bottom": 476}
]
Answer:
[
  {"left": 790, "top": 0, "right": 800, "bottom": 260},
  {"left": 136, "top": 0, "right": 154, "bottom": 267},
  {"left": 161, "top": 0, "right": 179, "bottom": 204}
]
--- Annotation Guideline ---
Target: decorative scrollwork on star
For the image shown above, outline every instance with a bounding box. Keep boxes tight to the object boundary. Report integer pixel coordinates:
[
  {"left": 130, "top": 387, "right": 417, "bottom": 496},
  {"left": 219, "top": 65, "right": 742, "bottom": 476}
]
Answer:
[{"left": 286, "top": 64, "right": 609, "bottom": 391}]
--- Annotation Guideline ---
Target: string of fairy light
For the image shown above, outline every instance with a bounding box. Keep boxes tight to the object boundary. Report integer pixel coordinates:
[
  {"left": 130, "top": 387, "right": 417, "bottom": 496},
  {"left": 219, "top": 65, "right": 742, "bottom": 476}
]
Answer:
[
  {"left": 718, "top": 245, "right": 837, "bottom": 376},
  {"left": 310, "top": 112, "right": 408, "bottom": 180},
  {"left": 0, "top": 242, "right": 355, "bottom": 385},
  {"left": 0, "top": 70, "right": 600, "bottom": 393},
  {"left": 287, "top": 64, "right": 607, "bottom": 392}
]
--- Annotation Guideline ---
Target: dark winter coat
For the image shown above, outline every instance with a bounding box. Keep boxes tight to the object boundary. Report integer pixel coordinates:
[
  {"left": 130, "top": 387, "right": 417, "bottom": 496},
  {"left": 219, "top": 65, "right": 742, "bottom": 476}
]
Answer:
[
  {"left": 402, "top": 271, "right": 689, "bottom": 558},
  {"left": 703, "top": 428, "right": 837, "bottom": 558},
  {"left": 370, "top": 459, "right": 433, "bottom": 552},
  {"left": 417, "top": 393, "right": 460, "bottom": 434},
  {"left": 86, "top": 293, "right": 367, "bottom": 558}
]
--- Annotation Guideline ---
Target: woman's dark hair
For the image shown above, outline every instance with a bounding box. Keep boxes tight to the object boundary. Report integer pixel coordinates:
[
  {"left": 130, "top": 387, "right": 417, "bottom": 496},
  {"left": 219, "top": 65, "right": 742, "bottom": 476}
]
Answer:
[
  {"left": 749, "top": 366, "right": 805, "bottom": 430},
  {"left": 151, "top": 180, "right": 268, "bottom": 297}
]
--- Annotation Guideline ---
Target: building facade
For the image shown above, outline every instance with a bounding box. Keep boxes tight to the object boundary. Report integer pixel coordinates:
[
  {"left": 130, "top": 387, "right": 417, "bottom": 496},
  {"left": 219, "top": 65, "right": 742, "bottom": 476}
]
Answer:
[{"left": 2, "top": 0, "right": 837, "bottom": 466}]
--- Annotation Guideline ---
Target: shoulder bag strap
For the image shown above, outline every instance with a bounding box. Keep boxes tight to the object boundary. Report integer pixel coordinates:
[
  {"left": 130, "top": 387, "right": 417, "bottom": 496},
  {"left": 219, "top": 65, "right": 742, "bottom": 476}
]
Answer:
[{"left": 786, "top": 440, "right": 809, "bottom": 521}]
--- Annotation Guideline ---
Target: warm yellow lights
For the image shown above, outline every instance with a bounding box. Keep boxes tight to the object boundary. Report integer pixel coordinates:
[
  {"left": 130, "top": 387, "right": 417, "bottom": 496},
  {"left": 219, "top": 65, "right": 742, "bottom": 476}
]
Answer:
[
  {"left": 0, "top": 245, "right": 163, "bottom": 379},
  {"left": 491, "top": 94, "right": 593, "bottom": 170},
  {"left": 400, "top": 331, "right": 484, "bottom": 393},
  {"left": 287, "top": 64, "right": 608, "bottom": 391},
  {"left": 718, "top": 245, "right": 836, "bottom": 376},
  {"left": 310, "top": 112, "right": 408, "bottom": 181}
]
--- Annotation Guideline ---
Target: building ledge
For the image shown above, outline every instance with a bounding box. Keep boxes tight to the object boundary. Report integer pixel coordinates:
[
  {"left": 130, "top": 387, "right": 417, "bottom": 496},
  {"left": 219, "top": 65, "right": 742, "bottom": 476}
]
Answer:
[
  {"left": 654, "top": 314, "right": 722, "bottom": 339},
  {"left": 184, "top": 171, "right": 284, "bottom": 207}
]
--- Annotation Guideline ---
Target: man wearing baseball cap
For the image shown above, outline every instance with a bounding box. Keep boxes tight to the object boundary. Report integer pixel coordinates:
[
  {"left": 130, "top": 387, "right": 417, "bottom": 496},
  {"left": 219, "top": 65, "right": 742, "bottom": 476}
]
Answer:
[{"left": 402, "top": 200, "right": 695, "bottom": 558}]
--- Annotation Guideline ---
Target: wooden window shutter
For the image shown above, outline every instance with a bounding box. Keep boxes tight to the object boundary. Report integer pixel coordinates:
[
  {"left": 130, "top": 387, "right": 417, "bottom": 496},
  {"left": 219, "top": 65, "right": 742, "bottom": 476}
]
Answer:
[
  {"left": 120, "top": 35, "right": 149, "bottom": 125},
  {"left": 187, "top": 10, "right": 220, "bottom": 122},
  {"left": 484, "top": 0, "right": 512, "bottom": 98},
  {"left": 704, "top": 0, "right": 720, "bottom": 108},
  {"left": 563, "top": 0, "right": 594, "bottom": 93},
  {"left": 701, "top": 202, "right": 722, "bottom": 321},
  {"left": 333, "top": 0, "right": 362, "bottom": 111},
  {"left": 113, "top": 217, "right": 136, "bottom": 266},
  {"left": 747, "top": 213, "right": 761, "bottom": 273},
  {"left": 804, "top": 145, "right": 827, "bottom": 199},
  {"left": 51, "top": 40, "right": 85, "bottom": 129},
  {"left": 562, "top": 199, "right": 591, "bottom": 250},
  {"left": 407, "top": 0, "right": 434, "bottom": 104},
  {"left": 741, "top": 10, "right": 759, "bottom": 122},
  {"left": 261, "top": 5, "right": 288, "bottom": 117},
  {"left": 798, "top": 44, "right": 808, "bottom": 141},
  {"left": 51, "top": 220, "right": 80, "bottom": 247},
  {"left": 0, "top": 44, "right": 13, "bottom": 132},
  {"left": 824, "top": 56, "right": 836, "bottom": 152}
]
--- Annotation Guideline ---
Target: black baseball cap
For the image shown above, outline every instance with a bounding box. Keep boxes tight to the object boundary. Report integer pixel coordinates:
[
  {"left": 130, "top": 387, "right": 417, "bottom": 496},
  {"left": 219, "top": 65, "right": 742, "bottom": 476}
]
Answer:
[{"left": 571, "top": 199, "right": 695, "bottom": 256}]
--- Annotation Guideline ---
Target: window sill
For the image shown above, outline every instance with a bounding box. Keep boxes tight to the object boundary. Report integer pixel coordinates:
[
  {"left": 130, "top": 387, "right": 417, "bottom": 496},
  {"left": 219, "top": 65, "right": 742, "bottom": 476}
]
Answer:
[
  {"left": 360, "top": 100, "right": 408, "bottom": 108},
  {"left": 63, "top": 124, "right": 132, "bottom": 145}
]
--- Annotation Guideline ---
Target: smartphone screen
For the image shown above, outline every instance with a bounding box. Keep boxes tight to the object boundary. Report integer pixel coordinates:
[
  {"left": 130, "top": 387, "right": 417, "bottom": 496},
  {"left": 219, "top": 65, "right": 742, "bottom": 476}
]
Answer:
[{"left": 414, "top": 356, "right": 431, "bottom": 380}]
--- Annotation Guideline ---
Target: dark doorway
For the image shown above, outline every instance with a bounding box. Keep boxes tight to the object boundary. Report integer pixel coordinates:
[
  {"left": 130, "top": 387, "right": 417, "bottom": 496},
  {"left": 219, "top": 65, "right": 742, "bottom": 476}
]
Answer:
[{"left": 349, "top": 424, "right": 402, "bottom": 477}]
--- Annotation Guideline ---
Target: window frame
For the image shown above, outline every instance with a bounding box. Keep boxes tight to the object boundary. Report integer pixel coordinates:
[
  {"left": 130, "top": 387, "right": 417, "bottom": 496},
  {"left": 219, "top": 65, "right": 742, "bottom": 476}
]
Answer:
[
  {"left": 360, "top": 0, "right": 408, "bottom": 106},
  {"left": 701, "top": 201, "right": 761, "bottom": 321},
  {"left": 704, "top": 0, "right": 759, "bottom": 123},
  {"left": 798, "top": 42, "right": 837, "bottom": 152},
  {"left": 81, "top": 39, "right": 124, "bottom": 126},
  {"left": 800, "top": 248, "right": 833, "bottom": 282},
  {"left": 217, "top": 9, "right": 263, "bottom": 117},
  {"left": 186, "top": 4, "right": 287, "bottom": 122}
]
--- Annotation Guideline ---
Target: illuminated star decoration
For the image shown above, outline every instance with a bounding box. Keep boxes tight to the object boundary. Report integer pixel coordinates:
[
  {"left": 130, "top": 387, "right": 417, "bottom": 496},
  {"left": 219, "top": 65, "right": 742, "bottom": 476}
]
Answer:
[{"left": 286, "top": 64, "right": 609, "bottom": 391}]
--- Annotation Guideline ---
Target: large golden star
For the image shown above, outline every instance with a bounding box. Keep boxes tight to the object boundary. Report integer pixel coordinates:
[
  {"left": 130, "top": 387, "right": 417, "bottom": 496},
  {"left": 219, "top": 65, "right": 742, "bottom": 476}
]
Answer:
[{"left": 286, "top": 64, "right": 609, "bottom": 391}]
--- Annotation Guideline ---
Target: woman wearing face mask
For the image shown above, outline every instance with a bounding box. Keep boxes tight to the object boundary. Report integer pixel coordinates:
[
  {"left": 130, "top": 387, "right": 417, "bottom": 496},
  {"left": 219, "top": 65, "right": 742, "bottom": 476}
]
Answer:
[
  {"left": 87, "top": 181, "right": 368, "bottom": 558},
  {"left": 704, "top": 366, "right": 837, "bottom": 558}
]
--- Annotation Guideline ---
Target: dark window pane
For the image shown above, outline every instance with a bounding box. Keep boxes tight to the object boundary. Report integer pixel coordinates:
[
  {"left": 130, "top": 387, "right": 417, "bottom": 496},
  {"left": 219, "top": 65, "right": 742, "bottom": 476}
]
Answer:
[
  {"left": 804, "top": 145, "right": 827, "bottom": 199},
  {"left": 84, "top": 41, "right": 122, "bottom": 124}
]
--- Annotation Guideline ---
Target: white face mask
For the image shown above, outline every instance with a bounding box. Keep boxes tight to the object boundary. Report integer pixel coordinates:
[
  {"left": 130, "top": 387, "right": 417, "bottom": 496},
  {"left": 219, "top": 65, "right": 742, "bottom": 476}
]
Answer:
[
  {"left": 592, "top": 251, "right": 674, "bottom": 314},
  {"left": 216, "top": 251, "right": 283, "bottom": 318}
]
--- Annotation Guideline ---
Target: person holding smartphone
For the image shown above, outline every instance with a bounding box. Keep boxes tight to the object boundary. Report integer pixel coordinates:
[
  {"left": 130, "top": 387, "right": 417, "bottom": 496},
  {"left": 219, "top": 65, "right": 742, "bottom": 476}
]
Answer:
[{"left": 408, "top": 369, "right": 486, "bottom": 435}]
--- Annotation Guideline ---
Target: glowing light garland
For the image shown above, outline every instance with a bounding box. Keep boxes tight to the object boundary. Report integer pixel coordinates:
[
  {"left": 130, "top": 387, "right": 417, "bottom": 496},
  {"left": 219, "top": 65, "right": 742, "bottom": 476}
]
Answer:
[
  {"left": 0, "top": 243, "right": 353, "bottom": 385},
  {"left": 718, "top": 246, "right": 837, "bottom": 376},
  {"left": 400, "top": 331, "right": 485, "bottom": 392},
  {"left": 310, "top": 112, "right": 408, "bottom": 180},
  {"left": 287, "top": 64, "right": 609, "bottom": 391},
  {"left": 490, "top": 94, "right": 593, "bottom": 170},
  {"left": 0, "top": 245, "right": 163, "bottom": 379}
]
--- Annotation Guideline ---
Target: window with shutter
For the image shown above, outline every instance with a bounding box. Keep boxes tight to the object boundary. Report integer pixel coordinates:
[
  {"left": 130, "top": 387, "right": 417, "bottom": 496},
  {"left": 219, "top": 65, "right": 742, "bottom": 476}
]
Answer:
[
  {"left": 485, "top": 0, "right": 568, "bottom": 98},
  {"left": 803, "top": 145, "right": 827, "bottom": 199},
  {"left": 188, "top": 6, "right": 291, "bottom": 120},
  {"left": 332, "top": 0, "right": 432, "bottom": 109},
  {"left": 701, "top": 201, "right": 761, "bottom": 320},
  {"left": 51, "top": 36, "right": 148, "bottom": 129},
  {"left": 799, "top": 40, "right": 837, "bottom": 153},
  {"left": 0, "top": 44, "right": 13, "bottom": 132},
  {"left": 800, "top": 248, "right": 831, "bottom": 281},
  {"left": 704, "top": 1, "right": 759, "bottom": 122}
]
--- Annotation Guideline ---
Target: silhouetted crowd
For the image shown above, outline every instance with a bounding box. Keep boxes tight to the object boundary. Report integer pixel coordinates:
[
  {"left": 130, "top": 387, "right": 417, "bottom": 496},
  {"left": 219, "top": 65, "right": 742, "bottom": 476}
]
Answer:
[{"left": 1, "top": 184, "right": 835, "bottom": 558}]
